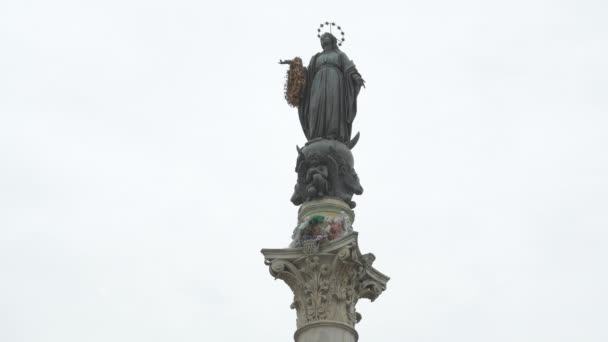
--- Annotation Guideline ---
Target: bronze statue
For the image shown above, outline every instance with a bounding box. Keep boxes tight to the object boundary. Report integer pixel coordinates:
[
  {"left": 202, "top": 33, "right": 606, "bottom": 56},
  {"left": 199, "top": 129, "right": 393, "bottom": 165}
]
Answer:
[
  {"left": 280, "top": 23, "right": 365, "bottom": 147},
  {"left": 282, "top": 23, "right": 365, "bottom": 208}
]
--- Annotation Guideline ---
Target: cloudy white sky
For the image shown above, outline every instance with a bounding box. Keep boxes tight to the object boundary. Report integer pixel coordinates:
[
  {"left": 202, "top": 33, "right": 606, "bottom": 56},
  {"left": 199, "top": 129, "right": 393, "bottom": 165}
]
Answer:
[{"left": 1, "top": 0, "right": 607, "bottom": 341}]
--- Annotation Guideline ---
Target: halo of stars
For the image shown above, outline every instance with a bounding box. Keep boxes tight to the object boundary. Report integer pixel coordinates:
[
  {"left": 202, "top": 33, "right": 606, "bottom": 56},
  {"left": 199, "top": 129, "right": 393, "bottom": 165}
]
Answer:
[{"left": 317, "top": 21, "right": 346, "bottom": 47}]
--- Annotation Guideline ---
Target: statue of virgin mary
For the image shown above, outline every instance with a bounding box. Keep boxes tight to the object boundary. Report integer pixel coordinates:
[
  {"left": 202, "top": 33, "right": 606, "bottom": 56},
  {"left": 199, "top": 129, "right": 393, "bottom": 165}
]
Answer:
[{"left": 281, "top": 31, "right": 365, "bottom": 147}]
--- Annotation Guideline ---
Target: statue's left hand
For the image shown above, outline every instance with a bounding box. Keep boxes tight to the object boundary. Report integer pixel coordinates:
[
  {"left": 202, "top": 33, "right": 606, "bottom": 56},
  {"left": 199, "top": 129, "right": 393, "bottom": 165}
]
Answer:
[{"left": 356, "top": 77, "right": 366, "bottom": 88}]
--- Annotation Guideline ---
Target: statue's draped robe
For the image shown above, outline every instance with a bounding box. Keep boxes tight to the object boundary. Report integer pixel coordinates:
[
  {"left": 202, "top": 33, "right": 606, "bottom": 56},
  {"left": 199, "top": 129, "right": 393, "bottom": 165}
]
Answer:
[{"left": 298, "top": 50, "right": 362, "bottom": 144}]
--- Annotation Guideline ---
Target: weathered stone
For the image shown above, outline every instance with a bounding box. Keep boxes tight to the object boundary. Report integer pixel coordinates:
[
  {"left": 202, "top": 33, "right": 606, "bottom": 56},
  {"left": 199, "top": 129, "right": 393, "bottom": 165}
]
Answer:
[
  {"left": 294, "top": 321, "right": 358, "bottom": 342},
  {"left": 298, "top": 198, "right": 355, "bottom": 224},
  {"left": 261, "top": 233, "right": 389, "bottom": 332},
  {"left": 291, "top": 198, "right": 354, "bottom": 248}
]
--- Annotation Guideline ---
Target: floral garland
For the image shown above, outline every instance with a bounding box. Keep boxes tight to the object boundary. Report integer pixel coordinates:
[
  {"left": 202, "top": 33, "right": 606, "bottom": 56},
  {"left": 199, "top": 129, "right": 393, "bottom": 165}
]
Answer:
[
  {"left": 284, "top": 57, "right": 306, "bottom": 107},
  {"left": 290, "top": 213, "right": 352, "bottom": 248}
]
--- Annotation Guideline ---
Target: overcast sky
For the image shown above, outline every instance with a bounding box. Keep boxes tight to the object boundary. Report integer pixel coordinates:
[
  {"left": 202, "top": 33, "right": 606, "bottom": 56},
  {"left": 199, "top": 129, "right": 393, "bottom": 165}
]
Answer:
[{"left": 1, "top": 0, "right": 607, "bottom": 341}]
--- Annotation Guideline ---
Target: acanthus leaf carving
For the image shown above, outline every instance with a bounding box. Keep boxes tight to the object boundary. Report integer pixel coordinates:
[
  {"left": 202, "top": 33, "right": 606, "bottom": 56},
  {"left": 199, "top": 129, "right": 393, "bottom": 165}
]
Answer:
[{"left": 263, "top": 235, "right": 389, "bottom": 328}]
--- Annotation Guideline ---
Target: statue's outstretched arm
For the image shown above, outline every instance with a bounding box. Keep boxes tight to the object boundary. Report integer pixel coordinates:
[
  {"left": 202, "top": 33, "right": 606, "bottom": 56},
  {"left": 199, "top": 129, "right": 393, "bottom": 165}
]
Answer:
[{"left": 279, "top": 59, "right": 293, "bottom": 65}]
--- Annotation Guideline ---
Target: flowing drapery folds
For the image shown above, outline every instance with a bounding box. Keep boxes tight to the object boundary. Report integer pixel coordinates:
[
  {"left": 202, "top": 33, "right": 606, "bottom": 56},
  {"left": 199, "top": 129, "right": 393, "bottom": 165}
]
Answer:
[{"left": 297, "top": 50, "right": 362, "bottom": 144}]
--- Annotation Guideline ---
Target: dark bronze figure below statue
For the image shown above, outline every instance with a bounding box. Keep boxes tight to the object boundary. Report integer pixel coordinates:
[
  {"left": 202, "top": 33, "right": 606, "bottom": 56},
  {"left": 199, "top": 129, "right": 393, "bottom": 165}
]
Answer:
[{"left": 290, "top": 139, "right": 363, "bottom": 208}]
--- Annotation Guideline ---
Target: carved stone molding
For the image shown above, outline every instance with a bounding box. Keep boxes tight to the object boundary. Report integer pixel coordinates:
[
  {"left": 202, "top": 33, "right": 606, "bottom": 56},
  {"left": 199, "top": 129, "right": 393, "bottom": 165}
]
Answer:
[
  {"left": 294, "top": 321, "right": 358, "bottom": 342},
  {"left": 298, "top": 197, "right": 355, "bottom": 224},
  {"left": 262, "top": 233, "right": 389, "bottom": 329}
]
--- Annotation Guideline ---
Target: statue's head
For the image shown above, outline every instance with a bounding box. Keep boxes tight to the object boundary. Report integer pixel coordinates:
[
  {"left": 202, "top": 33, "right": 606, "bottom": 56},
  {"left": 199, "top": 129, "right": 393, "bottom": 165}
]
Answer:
[
  {"left": 320, "top": 32, "right": 338, "bottom": 50},
  {"left": 316, "top": 22, "right": 346, "bottom": 50}
]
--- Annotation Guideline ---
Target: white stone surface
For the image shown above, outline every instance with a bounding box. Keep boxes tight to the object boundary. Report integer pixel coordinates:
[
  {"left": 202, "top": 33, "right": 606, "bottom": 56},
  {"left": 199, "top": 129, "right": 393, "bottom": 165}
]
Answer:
[
  {"left": 262, "top": 232, "right": 389, "bottom": 340},
  {"left": 298, "top": 198, "right": 355, "bottom": 224},
  {"left": 295, "top": 321, "right": 358, "bottom": 342}
]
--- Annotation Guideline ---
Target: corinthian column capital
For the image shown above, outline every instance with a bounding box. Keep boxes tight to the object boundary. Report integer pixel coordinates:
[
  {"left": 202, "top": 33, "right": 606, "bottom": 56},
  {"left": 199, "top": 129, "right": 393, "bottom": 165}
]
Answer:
[{"left": 262, "top": 233, "right": 389, "bottom": 331}]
